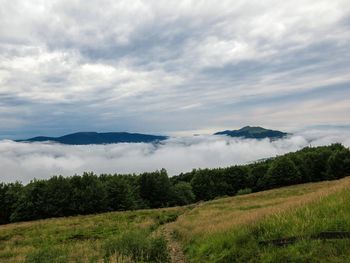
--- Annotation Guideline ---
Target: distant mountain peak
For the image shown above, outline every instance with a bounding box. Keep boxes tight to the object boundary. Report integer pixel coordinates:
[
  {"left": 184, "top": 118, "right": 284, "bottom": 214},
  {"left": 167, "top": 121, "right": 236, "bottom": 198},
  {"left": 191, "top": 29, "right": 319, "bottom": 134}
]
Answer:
[
  {"left": 18, "top": 132, "right": 168, "bottom": 145},
  {"left": 214, "top": 126, "right": 288, "bottom": 139}
]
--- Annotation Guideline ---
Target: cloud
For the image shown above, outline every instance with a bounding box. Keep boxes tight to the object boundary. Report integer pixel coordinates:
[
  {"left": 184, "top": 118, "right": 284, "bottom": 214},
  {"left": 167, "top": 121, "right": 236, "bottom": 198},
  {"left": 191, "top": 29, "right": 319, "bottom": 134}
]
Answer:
[
  {"left": 1, "top": 127, "right": 349, "bottom": 183},
  {"left": 0, "top": 0, "right": 349, "bottom": 137}
]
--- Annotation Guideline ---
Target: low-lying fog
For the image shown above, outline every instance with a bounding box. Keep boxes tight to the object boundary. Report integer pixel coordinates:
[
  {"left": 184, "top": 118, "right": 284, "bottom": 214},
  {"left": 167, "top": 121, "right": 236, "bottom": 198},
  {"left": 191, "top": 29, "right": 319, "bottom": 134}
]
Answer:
[{"left": 1, "top": 128, "right": 350, "bottom": 183}]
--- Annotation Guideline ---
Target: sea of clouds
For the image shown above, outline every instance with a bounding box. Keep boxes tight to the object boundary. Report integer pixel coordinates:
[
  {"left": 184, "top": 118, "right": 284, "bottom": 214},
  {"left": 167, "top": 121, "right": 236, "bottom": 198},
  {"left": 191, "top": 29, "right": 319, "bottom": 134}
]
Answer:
[{"left": 1, "top": 128, "right": 349, "bottom": 183}]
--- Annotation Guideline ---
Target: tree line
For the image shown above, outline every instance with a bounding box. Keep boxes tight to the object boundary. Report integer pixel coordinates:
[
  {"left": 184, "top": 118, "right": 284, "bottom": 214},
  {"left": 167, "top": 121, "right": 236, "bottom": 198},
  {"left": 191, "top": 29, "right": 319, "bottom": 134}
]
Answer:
[{"left": 1, "top": 143, "right": 350, "bottom": 225}]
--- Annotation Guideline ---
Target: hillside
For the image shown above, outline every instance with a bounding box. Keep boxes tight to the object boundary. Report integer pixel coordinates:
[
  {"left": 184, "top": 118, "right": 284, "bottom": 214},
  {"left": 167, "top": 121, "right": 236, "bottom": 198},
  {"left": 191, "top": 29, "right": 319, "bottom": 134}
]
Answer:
[
  {"left": 18, "top": 132, "right": 167, "bottom": 145},
  {"left": 214, "top": 126, "right": 288, "bottom": 139},
  {"left": 1, "top": 177, "right": 350, "bottom": 262}
]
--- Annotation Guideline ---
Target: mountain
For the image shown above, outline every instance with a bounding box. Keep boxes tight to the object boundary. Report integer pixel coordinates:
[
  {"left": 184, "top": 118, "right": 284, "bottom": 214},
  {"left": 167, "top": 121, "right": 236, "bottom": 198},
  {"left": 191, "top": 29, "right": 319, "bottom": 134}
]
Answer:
[
  {"left": 18, "top": 132, "right": 167, "bottom": 145},
  {"left": 214, "top": 126, "right": 288, "bottom": 139}
]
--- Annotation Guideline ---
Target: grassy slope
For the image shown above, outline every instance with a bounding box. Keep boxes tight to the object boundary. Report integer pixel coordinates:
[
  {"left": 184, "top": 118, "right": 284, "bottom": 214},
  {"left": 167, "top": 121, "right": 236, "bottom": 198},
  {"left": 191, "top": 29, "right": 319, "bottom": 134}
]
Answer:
[
  {"left": 170, "top": 177, "right": 350, "bottom": 262},
  {"left": 0, "top": 207, "right": 186, "bottom": 262},
  {"left": 1, "top": 177, "right": 350, "bottom": 262}
]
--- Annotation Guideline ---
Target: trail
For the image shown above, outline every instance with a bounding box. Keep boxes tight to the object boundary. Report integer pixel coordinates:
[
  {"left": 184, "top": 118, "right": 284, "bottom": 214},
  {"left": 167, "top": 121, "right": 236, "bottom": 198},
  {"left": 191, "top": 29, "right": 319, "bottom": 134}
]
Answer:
[
  {"left": 162, "top": 223, "right": 188, "bottom": 263},
  {"left": 160, "top": 203, "right": 204, "bottom": 263},
  {"left": 158, "top": 205, "right": 202, "bottom": 263}
]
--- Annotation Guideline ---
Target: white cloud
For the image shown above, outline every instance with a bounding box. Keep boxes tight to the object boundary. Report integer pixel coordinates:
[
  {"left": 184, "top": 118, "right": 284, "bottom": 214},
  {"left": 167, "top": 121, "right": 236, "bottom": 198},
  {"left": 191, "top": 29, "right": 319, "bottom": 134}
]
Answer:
[
  {"left": 0, "top": 0, "right": 349, "bottom": 136},
  {"left": 0, "top": 128, "right": 349, "bottom": 183}
]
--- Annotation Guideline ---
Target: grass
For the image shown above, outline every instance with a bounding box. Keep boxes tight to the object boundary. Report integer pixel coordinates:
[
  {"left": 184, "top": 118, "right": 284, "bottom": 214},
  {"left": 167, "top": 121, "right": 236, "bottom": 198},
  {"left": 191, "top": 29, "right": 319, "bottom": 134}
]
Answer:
[
  {"left": 1, "top": 177, "right": 350, "bottom": 262},
  {"left": 0, "top": 207, "right": 186, "bottom": 262},
  {"left": 169, "top": 177, "right": 350, "bottom": 262},
  {"left": 182, "top": 188, "right": 350, "bottom": 262}
]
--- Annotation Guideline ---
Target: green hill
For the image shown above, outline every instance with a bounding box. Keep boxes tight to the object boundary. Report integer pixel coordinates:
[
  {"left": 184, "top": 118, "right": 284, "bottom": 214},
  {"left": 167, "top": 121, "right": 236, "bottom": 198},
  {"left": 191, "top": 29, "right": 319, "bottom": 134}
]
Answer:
[
  {"left": 214, "top": 126, "right": 288, "bottom": 139},
  {"left": 1, "top": 177, "right": 350, "bottom": 262},
  {"left": 18, "top": 132, "right": 167, "bottom": 145}
]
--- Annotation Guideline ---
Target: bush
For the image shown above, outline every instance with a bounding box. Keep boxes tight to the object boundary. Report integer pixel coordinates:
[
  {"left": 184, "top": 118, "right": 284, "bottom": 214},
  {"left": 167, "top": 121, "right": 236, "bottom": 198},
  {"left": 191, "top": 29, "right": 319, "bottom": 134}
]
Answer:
[
  {"left": 236, "top": 188, "right": 252, "bottom": 196},
  {"left": 155, "top": 212, "right": 179, "bottom": 225},
  {"left": 103, "top": 230, "right": 169, "bottom": 263},
  {"left": 171, "top": 182, "right": 195, "bottom": 205},
  {"left": 262, "top": 157, "right": 301, "bottom": 188},
  {"left": 327, "top": 148, "right": 350, "bottom": 179},
  {"left": 26, "top": 247, "right": 67, "bottom": 263}
]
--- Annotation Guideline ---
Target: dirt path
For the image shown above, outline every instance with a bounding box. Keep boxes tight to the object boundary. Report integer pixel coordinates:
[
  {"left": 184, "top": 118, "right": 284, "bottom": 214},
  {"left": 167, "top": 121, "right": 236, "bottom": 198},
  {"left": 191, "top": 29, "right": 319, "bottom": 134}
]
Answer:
[{"left": 162, "top": 224, "right": 188, "bottom": 263}]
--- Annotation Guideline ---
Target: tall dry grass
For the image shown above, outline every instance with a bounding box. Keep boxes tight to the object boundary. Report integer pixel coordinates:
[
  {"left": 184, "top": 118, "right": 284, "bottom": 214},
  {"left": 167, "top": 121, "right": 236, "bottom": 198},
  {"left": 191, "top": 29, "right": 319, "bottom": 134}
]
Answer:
[{"left": 169, "top": 177, "right": 350, "bottom": 243}]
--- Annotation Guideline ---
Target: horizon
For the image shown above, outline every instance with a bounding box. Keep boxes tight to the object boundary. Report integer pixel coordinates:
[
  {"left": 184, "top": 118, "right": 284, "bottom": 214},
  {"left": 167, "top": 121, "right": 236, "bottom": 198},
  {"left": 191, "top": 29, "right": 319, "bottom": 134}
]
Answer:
[
  {"left": 2, "top": 124, "right": 350, "bottom": 141},
  {"left": 3, "top": 125, "right": 283, "bottom": 140}
]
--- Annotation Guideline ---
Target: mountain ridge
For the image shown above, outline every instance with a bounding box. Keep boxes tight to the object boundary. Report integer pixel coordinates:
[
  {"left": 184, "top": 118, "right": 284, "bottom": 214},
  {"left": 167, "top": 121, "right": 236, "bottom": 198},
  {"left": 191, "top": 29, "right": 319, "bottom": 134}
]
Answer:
[
  {"left": 17, "top": 126, "right": 289, "bottom": 145},
  {"left": 214, "top": 126, "right": 288, "bottom": 139},
  {"left": 18, "top": 132, "right": 168, "bottom": 145}
]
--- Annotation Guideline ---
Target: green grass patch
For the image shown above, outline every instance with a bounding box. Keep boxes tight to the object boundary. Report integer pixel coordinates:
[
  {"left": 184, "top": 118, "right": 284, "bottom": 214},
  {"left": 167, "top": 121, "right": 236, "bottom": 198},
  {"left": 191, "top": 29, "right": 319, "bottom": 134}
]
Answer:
[
  {"left": 185, "top": 189, "right": 350, "bottom": 262},
  {"left": 103, "top": 229, "right": 169, "bottom": 262},
  {"left": 0, "top": 208, "right": 184, "bottom": 262},
  {"left": 25, "top": 246, "right": 68, "bottom": 263}
]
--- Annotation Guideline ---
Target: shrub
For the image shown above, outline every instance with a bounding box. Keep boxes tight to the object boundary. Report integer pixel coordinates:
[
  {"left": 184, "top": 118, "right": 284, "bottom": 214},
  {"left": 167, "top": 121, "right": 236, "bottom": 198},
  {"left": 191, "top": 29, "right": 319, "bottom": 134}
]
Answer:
[
  {"left": 172, "top": 182, "right": 195, "bottom": 205},
  {"left": 262, "top": 157, "right": 301, "bottom": 188},
  {"left": 26, "top": 247, "right": 67, "bottom": 263},
  {"left": 103, "top": 230, "right": 169, "bottom": 263},
  {"left": 236, "top": 188, "right": 252, "bottom": 196},
  {"left": 155, "top": 212, "right": 179, "bottom": 226}
]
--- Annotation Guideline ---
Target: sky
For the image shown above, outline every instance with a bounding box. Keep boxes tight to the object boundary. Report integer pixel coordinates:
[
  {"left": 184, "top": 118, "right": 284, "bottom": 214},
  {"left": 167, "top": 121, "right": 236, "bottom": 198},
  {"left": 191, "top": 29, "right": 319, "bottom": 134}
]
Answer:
[{"left": 1, "top": 0, "right": 350, "bottom": 139}]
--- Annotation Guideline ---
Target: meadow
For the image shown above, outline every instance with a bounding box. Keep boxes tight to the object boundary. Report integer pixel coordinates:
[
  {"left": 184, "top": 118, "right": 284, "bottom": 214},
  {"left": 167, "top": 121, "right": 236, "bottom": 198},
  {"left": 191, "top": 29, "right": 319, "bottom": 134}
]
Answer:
[
  {"left": 1, "top": 177, "right": 350, "bottom": 262},
  {"left": 171, "top": 176, "right": 350, "bottom": 262},
  {"left": 0, "top": 207, "right": 186, "bottom": 262}
]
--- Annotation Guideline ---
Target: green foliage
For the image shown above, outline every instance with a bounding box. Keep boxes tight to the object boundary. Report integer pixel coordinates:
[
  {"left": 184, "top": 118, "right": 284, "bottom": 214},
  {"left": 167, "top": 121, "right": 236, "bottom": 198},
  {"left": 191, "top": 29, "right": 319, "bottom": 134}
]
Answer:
[
  {"left": 139, "top": 169, "right": 172, "bottom": 208},
  {"left": 0, "top": 182, "right": 22, "bottom": 224},
  {"left": 263, "top": 156, "right": 301, "bottom": 189},
  {"left": 155, "top": 212, "right": 179, "bottom": 226},
  {"left": 0, "top": 207, "right": 182, "bottom": 262},
  {"left": 44, "top": 176, "right": 74, "bottom": 217},
  {"left": 104, "top": 175, "right": 136, "bottom": 211},
  {"left": 172, "top": 182, "right": 195, "bottom": 205},
  {"left": 70, "top": 172, "right": 107, "bottom": 214},
  {"left": 103, "top": 230, "right": 169, "bottom": 262},
  {"left": 191, "top": 169, "right": 217, "bottom": 201},
  {"left": 225, "top": 166, "right": 249, "bottom": 195},
  {"left": 236, "top": 188, "right": 252, "bottom": 196},
  {"left": 26, "top": 246, "right": 68, "bottom": 263},
  {"left": 249, "top": 162, "right": 270, "bottom": 190},
  {"left": 10, "top": 180, "right": 49, "bottom": 222},
  {"left": 327, "top": 148, "right": 350, "bottom": 179}
]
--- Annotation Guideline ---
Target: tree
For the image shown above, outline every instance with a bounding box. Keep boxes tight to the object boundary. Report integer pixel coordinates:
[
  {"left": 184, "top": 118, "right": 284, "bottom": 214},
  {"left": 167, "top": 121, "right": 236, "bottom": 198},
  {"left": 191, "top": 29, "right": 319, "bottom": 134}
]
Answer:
[
  {"left": 262, "top": 157, "right": 300, "bottom": 188},
  {"left": 327, "top": 148, "right": 350, "bottom": 179},
  {"left": 191, "top": 169, "right": 216, "bottom": 201},
  {"left": 0, "top": 182, "right": 23, "bottom": 224},
  {"left": 10, "top": 180, "right": 48, "bottom": 222},
  {"left": 171, "top": 182, "right": 195, "bottom": 205},
  {"left": 43, "top": 176, "right": 73, "bottom": 217},
  {"left": 249, "top": 162, "right": 270, "bottom": 191},
  {"left": 139, "top": 169, "right": 172, "bottom": 208},
  {"left": 70, "top": 172, "right": 107, "bottom": 214},
  {"left": 105, "top": 176, "right": 135, "bottom": 211},
  {"left": 223, "top": 166, "right": 249, "bottom": 195}
]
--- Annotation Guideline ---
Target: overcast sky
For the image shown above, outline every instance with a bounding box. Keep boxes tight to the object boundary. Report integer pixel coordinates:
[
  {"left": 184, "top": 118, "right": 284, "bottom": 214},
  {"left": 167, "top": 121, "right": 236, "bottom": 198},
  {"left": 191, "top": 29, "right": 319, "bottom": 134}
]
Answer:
[{"left": 1, "top": 0, "right": 350, "bottom": 139}]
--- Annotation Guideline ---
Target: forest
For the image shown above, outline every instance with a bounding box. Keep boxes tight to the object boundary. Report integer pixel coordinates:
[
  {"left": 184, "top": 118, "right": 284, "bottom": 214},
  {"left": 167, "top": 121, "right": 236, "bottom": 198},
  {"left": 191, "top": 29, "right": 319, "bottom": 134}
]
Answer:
[{"left": 1, "top": 143, "right": 349, "bottom": 225}]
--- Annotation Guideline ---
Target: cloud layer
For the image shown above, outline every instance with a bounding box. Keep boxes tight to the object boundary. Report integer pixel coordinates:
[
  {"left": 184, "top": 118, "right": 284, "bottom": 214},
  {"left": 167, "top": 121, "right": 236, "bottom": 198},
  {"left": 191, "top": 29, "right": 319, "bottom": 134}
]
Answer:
[
  {"left": 1, "top": 128, "right": 349, "bottom": 183},
  {"left": 0, "top": 0, "right": 350, "bottom": 138}
]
